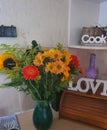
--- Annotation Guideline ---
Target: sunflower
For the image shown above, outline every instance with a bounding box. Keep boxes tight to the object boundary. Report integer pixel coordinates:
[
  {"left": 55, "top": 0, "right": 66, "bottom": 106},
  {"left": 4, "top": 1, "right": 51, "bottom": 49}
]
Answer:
[{"left": 0, "top": 52, "right": 19, "bottom": 69}]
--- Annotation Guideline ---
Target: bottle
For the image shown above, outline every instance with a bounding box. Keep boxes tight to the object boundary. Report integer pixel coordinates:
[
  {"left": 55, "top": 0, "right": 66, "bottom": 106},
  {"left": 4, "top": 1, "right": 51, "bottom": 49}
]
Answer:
[{"left": 85, "top": 53, "right": 96, "bottom": 79}]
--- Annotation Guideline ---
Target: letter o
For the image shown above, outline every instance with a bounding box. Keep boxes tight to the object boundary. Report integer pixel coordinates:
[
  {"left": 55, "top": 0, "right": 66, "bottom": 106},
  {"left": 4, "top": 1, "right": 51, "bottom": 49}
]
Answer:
[
  {"left": 89, "top": 36, "right": 95, "bottom": 43},
  {"left": 77, "top": 78, "right": 90, "bottom": 93},
  {"left": 95, "top": 36, "right": 101, "bottom": 43}
]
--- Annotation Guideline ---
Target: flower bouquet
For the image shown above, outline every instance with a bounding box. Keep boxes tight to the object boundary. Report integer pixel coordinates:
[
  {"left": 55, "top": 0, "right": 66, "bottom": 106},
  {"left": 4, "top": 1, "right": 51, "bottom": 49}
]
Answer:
[
  {"left": 0, "top": 40, "right": 84, "bottom": 130},
  {"left": 0, "top": 40, "right": 83, "bottom": 102}
]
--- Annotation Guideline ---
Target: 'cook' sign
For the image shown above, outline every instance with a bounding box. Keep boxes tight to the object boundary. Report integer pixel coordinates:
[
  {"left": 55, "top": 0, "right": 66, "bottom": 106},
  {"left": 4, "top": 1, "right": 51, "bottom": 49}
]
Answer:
[
  {"left": 68, "top": 78, "right": 107, "bottom": 96},
  {"left": 81, "top": 34, "right": 106, "bottom": 44}
]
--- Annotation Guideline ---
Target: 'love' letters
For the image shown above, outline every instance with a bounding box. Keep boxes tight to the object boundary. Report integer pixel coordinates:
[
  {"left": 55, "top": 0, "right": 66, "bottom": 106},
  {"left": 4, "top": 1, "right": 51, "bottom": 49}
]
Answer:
[{"left": 68, "top": 78, "right": 107, "bottom": 96}]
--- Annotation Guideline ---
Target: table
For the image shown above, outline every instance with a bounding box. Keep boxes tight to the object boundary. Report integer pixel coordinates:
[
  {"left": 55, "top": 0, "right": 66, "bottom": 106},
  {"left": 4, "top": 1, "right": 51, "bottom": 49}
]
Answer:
[{"left": 17, "top": 110, "right": 102, "bottom": 130}]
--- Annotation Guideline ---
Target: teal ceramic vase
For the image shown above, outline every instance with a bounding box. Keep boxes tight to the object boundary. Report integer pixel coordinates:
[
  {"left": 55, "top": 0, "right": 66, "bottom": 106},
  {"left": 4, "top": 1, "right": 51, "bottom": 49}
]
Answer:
[{"left": 33, "top": 100, "right": 53, "bottom": 130}]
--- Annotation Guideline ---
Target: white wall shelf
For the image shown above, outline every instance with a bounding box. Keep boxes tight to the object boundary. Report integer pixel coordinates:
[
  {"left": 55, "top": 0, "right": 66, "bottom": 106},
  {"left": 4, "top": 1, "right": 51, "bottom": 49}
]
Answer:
[
  {"left": 68, "top": 45, "right": 107, "bottom": 50},
  {"left": 68, "top": 0, "right": 107, "bottom": 49},
  {"left": 89, "top": 0, "right": 107, "bottom": 3}
]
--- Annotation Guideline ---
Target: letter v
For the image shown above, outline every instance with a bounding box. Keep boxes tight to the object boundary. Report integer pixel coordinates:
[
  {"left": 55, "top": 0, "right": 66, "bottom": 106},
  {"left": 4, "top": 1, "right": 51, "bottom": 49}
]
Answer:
[{"left": 89, "top": 79, "right": 101, "bottom": 94}]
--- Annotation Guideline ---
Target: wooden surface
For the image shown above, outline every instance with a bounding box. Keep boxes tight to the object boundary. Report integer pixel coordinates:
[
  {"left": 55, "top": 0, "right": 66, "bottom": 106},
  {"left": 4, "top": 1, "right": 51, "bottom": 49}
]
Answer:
[
  {"left": 17, "top": 110, "right": 103, "bottom": 130},
  {"left": 59, "top": 89, "right": 107, "bottom": 129}
]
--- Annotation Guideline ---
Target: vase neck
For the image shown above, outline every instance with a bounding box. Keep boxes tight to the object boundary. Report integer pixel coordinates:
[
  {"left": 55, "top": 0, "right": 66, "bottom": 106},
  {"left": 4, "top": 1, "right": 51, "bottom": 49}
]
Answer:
[
  {"left": 85, "top": 53, "right": 97, "bottom": 79},
  {"left": 89, "top": 53, "right": 96, "bottom": 68},
  {"left": 35, "top": 100, "right": 49, "bottom": 107}
]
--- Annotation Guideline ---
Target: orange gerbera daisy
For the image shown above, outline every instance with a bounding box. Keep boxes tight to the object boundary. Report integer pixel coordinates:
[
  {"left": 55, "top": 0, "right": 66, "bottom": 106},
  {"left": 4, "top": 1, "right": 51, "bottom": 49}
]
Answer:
[{"left": 22, "top": 65, "right": 39, "bottom": 80}]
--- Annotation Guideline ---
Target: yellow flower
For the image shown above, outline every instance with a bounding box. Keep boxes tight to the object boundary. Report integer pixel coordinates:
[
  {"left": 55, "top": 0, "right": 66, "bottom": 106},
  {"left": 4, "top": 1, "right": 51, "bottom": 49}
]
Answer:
[
  {"left": 43, "top": 50, "right": 50, "bottom": 57},
  {"left": 61, "top": 65, "right": 70, "bottom": 81},
  {"left": 45, "top": 62, "right": 55, "bottom": 73},
  {"left": 41, "top": 47, "right": 47, "bottom": 51},
  {"left": 61, "top": 74, "right": 69, "bottom": 81},
  {"left": 62, "top": 71, "right": 69, "bottom": 81},
  {"left": 45, "top": 60, "right": 70, "bottom": 78},
  {"left": 48, "top": 49, "right": 63, "bottom": 60},
  {"left": 33, "top": 52, "right": 44, "bottom": 66},
  {"left": 53, "top": 60, "right": 66, "bottom": 74},
  {"left": 0, "top": 52, "right": 19, "bottom": 69},
  {"left": 62, "top": 50, "right": 71, "bottom": 65}
]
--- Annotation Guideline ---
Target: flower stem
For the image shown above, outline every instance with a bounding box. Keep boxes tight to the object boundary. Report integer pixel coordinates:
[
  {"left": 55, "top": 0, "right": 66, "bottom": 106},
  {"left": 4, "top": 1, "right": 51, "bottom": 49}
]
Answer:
[{"left": 29, "top": 80, "right": 41, "bottom": 100}]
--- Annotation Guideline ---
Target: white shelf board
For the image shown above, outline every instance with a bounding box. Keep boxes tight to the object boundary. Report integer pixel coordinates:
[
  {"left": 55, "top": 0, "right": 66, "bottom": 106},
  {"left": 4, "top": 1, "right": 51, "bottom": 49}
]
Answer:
[
  {"left": 86, "top": 0, "right": 107, "bottom": 3},
  {"left": 68, "top": 45, "right": 107, "bottom": 50}
]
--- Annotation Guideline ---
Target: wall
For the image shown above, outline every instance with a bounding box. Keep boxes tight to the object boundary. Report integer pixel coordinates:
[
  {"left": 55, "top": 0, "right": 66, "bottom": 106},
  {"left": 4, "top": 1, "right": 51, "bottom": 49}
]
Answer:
[
  {"left": 99, "top": 1, "right": 107, "bottom": 26},
  {"left": 69, "top": 0, "right": 99, "bottom": 45},
  {"left": 0, "top": 0, "right": 68, "bottom": 48},
  {"left": 0, "top": 0, "right": 69, "bottom": 116}
]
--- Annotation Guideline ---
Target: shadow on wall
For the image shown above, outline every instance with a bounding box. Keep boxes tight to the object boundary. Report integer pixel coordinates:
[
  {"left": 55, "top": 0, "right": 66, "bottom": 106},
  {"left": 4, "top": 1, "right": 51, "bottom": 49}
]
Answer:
[
  {"left": 19, "top": 92, "right": 35, "bottom": 112},
  {"left": 0, "top": 108, "right": 9, "bottom": 116},
  {"left": 0, "top": 88, "right": 35, "bottom": 116}
]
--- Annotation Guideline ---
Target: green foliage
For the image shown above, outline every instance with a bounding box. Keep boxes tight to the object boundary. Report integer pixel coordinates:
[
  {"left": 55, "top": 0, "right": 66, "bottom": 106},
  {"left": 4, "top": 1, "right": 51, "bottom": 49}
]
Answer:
[{"left": 56, "top": 42, "right": 63, "bottom": 50}]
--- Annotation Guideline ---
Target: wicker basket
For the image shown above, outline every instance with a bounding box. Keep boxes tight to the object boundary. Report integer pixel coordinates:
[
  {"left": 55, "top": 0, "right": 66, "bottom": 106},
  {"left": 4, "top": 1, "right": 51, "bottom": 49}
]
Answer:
[
  {"left": 81, "top": 26, "right": 107, "bottom": 46},
  {"left": 82, "top": 26, "right": 103, "bottom": 36}
]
